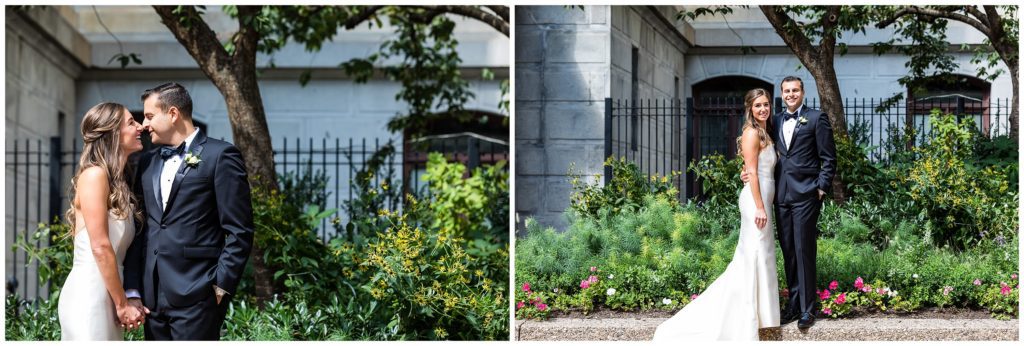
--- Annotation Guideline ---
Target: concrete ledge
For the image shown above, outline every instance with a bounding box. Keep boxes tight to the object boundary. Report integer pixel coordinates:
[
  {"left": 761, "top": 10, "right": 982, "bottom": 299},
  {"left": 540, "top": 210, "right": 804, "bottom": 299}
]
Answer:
[{"left": 517, "top": 317, "right": 1019, "bottom": 341}]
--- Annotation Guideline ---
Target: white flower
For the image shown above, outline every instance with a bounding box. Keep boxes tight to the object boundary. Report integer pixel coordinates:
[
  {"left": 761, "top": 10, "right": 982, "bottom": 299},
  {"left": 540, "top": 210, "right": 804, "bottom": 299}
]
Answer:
[
  {"left": 798, "top": 116, "right": 808, "bottom": 124},
  {"left": 608, "top": 274, "right": 614, "bottom": 279},
  {"left": 912, "top": 274, "right": 919, "bottom": 279},
  {"left": 662, "top": 298, "right": 672, "bottom": 305},
  {"left": 887, "top": 288, "right": 897, "bottom": 298},
  {"left": 553, "top": 288, "right": 559, "bottom": 293},
  {"left": 184, "top": 152, "right": 202, "bottom": 168},
  {"left": 606, "top": 288, "right": 616, "bottom": 296}
]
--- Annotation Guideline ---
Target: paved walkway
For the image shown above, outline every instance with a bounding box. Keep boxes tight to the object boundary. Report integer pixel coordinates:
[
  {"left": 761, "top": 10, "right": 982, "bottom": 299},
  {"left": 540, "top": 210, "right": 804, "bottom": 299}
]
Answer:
[{"left": 515, "top": 315, "right": 1019, "bottom": 341}]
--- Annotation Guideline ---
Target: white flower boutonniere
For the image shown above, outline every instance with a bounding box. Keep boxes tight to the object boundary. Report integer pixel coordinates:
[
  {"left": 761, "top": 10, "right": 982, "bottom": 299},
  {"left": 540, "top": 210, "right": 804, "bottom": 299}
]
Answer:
[
  {"left": 184, "top": 152, "right": 202, "bottom": 168},
  {"left": 798, "top": 116, "right": 808, "bottom": 125}
]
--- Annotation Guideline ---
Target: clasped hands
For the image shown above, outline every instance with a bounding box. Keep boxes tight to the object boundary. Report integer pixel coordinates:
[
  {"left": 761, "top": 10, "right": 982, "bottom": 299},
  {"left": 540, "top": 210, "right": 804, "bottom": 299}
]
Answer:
[{"left": 116, "top": 298, "right": 149, "bottom": 331}]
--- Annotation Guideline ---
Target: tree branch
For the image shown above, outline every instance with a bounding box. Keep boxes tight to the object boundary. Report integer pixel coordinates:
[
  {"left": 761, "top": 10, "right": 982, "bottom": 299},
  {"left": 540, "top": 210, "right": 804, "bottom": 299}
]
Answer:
[
  {"left": 342, "top": 5, "right": 509, "bottom": 37},
  {"left": 152, "top": 6, "right": 232, "bottom": 82},
  {"left": 965, "top": 5, "right": 990, "bottom": 27},
  {"left": 419, "top": 5, "right": 509, "bottom": 37},
  {"left": 232, "top": 6, "right": 262, "bottom": 68},
  {"left": 760, "top": 6, "right": 819, "bottom": 68},
  {"left": 343, "top": 5, "right": 386, "bottom": 30},
  {"left": 876, "top": 6, "right": 991, "bottom": 37},
  {"left": 818, "top": 6, "right": 840, "bottom": 59},
  {"left": 486, "top": 5, "right": 509, "bottom": 23}
]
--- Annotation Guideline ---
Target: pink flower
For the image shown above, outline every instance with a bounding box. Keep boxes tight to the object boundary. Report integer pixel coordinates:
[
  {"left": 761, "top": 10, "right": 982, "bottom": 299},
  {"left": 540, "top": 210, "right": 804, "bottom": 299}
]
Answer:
[
  {"left": 973, "top": 279, "right": 982, "bottom": 286},
  {"left": 588, "top": 275, "right": 599, "bottom": 284},
  {"left": 516, "top": 301, "right": 525, "bottom": 310},
  {"left": 781, "top": 288, "right": 789, "bottom": 298},
  {"left": 829, "top": 280, "right": 838, "bottom": 290},
  {"left": 823, "top": 308, "right": 832, "bottom": 315},
  {"left": 835, "top": 292, "right": 846, "bottom": 305},
  {"left": 854, "top": 277, "right": 864, "bottom": 290},
  {"left": 1000, "top": 282, "right": 1012, "bottom": 296},
  {"left": 942, "top": 286, "right": 954, "bottom": 296},
  {"left": 876, "top": 287, "right": 886, "bottom": 295},
  {"left": 537, "top": 303, "right": 548, "bottom": 311},
  {"left": 590, "top": 266, "right": 597, "bottom": 272},
  {"left": 580, "top": 280, "right": 590, "bottom": 289},
  {"left": 691, "top": 294, "right": 699, "bottom": 301},
  {"left": 522, "top": 282, "right": 531, "bottom": 292},
  {"left": 1012, "top": 274, "right": 1018, "bottom": 280},
  {"left": 818, "top": 289, "right": 831, "bottom": 300}
]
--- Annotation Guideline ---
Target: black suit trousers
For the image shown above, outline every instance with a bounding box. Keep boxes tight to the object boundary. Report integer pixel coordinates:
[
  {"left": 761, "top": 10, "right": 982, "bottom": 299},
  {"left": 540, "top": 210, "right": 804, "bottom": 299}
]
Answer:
[{"left": 776, "top": 197, "right": 821, "bottom": 315}]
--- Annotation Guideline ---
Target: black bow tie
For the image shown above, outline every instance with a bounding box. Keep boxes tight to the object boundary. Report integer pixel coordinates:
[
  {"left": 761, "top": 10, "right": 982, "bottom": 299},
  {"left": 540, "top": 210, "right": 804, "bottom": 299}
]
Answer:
[
  {"left": 783, "top": 112, "right": 799, "bottom": 121},
  {"left": 160, "top": 142, "right": 186, "bottom": 159}
]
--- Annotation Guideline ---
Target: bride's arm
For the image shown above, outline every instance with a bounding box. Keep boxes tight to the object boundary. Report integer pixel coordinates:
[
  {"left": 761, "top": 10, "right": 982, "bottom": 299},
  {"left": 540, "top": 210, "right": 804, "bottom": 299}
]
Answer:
[
  {"left": 76, "top": 167, "right": 141, "bottom": 326},
  {"left": 740, "top": 129, "right": 768, "bottom": 229}
]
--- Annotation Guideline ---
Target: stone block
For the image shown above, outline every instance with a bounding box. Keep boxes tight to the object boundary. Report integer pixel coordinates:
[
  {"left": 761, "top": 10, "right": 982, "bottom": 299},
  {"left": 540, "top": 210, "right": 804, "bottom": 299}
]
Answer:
[
  {"left": 541, "top": 65, "right": 609, "bottom": 102},
  {"left": 515, "top": 101, "right": 541, "bottom": 140},
  {"left": 547, "top": 31, "right": 609, "bottom": 63},
  {"left": 515, "top": 142, "right": 547, "bottom": 176},
  {"left": 515, "top": 27, "right": 543, "bottom": 64},
  {"left": 543, "top": 101, "right": 606, "bottom": 141},
  {"left": 515, "top": 66, "right": 543, "bottom": 101},
  {"left": 517, "top": 6, "right": 589, "bottom": 25}
]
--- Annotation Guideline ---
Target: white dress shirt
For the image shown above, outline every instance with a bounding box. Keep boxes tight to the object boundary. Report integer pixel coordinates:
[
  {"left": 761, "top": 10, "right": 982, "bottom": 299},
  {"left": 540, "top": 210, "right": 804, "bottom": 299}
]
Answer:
[
  {"left": 782, "top": 105, "right": 801, "bottom": 149},
  {"left": 159, "top": 128, "right": 200, "bottom": 210}
]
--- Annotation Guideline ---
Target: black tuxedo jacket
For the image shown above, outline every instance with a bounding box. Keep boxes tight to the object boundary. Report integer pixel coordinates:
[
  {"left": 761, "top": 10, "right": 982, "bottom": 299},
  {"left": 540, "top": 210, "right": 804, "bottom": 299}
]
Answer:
[
  {"left": 124, "top": 130, "right": 254, "bottom": 308},
  {"left": 770, "top": 105, "right": 837, "bottom": 205}
]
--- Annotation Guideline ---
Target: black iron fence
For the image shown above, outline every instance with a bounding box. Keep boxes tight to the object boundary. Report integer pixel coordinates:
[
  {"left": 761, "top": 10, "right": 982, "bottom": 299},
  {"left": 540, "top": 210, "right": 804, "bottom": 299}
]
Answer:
[
  {"left": 6, "top": 134, "right": 508, "bottom": 300},
  {"left": 605, "top": 96, "right": 1014, "bottom": 201}
]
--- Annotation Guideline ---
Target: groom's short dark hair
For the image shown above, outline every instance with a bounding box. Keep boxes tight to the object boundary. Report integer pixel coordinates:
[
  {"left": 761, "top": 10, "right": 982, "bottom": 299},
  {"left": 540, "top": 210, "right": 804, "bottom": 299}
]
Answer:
[
  {"left": 142, "top": 82, "right": 193, "bottom": 119},
  {"left": 780, "top": 76, "right": 804, "bottom": 90}
]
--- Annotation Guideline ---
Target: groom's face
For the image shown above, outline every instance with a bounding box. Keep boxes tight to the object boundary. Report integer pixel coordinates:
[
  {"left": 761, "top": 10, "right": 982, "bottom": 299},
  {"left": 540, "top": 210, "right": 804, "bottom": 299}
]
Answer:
[
  {"left": 142, "top": 94, "right": 175, "bottom": 145},
  {"left": 781, "top": 80, "right": 804, "bottom": 110}
]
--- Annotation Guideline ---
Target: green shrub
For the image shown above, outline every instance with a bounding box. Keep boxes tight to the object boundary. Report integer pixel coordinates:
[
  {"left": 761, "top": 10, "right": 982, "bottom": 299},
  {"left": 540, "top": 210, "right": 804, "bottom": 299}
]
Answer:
[
  {"left": 900, "top": 111, "right": 1017, "bottom": 249},
  {"left": 568, "top": 157, "right": 680, "bottom": 219},
  {"left": 688, "top": 154, "right": 743, "bottom": 206}
]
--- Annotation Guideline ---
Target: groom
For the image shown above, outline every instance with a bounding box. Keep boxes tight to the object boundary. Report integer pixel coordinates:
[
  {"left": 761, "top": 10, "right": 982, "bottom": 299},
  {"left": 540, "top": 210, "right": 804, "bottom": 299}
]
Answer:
[
  {"left": 743, "top": 76, "right": 835, "bottom": 329},
  {"left": 123, "top": 82, "right": 254, "bottom": 340},
  {"left": 771, "top": 76, "right": 835, "bottom": 329}
]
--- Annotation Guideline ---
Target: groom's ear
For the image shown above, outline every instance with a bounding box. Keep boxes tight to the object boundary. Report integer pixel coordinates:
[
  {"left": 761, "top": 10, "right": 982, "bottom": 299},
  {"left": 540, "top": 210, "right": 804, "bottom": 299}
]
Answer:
[{"left": 167, "top": 106, "right": 181, "bottom": 123}]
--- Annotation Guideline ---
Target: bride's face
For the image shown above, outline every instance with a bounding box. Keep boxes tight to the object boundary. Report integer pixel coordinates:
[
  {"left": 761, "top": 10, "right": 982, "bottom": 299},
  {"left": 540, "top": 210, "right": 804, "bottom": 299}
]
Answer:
[
  {"left": 119, "top": 109, "right": 144, "bottom": 155},
  {"left": 751, "top": 95, "right": 771, "bottom": 123}
]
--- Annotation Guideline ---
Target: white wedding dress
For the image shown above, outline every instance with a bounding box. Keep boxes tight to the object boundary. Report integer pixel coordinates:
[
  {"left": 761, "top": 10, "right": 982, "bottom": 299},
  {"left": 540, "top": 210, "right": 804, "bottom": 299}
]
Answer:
[
  {"left": 653, "top": 144, "right": 780, "bottom": 341},
  {"left": 58, "top": 210, "right": 135, "bottom": 340}
]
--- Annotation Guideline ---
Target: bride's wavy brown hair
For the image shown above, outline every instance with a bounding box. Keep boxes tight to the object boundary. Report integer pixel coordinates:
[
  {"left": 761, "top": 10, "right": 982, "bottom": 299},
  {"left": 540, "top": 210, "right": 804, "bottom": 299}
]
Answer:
[
  {"left": 736, "top": 88, "right": 774, "bottom": 156},
  {"left": 65, "top": 102, "right": 142, "bottom": 234}
]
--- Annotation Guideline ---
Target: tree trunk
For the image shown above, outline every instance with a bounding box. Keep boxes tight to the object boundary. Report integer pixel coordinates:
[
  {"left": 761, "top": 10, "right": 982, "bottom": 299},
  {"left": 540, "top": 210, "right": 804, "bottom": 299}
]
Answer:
[
  {"left": 806, "top": 63, "right": 850, "bottom": 203},
  {"left": 993, "top": 44, "right": 1018, "bottom": 139},
  {"left": 1009, "top": 65, "right": 1018, "bottom": 139},
  {"left": 153, "top": 5, "right": 277, "bottom": 303},
  {"left": 760, "top": 5, "right": 850, "bottom": 202}
]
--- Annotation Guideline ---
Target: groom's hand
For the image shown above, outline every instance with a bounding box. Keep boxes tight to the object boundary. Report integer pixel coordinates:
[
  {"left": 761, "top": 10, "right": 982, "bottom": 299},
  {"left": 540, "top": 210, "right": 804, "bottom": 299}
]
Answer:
[
  {"left": 214, "top": 285, "right": 229, "bottom": 305},
  {"left": 118, "top": 300, "right": 146, "bottom": 330}
]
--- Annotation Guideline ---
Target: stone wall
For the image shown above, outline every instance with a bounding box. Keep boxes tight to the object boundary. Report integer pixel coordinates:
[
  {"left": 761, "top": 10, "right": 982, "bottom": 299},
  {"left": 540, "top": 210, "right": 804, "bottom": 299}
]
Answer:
[{"left": 515, "top": 5, "right": 612, "bottom": 232}]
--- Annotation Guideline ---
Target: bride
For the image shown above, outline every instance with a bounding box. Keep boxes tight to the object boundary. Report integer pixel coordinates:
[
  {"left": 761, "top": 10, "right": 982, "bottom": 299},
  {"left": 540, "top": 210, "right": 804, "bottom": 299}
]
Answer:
[
  {"left": 653, "top": 88, "right": 780, "bottom": 341},
  {"left": 58, "top": 102, "right": 149, "bottom": 340}
]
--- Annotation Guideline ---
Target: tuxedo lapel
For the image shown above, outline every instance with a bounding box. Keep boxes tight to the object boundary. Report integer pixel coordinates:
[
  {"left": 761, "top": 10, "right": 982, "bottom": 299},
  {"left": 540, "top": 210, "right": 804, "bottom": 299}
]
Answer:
[
  {"left": 147, "top": 155, "right": 165, "bottom": 219},
  {"left": 162, "top": 131, "right": 208, "bottom": 219},
  {"left": 776, "top": 113, "right": 789, "bottom": 156}
]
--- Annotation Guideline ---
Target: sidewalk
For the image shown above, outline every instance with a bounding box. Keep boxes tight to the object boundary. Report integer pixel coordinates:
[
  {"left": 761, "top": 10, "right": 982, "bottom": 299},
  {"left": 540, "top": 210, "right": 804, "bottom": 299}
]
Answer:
[{"left": 515, "top": 314, "right": 1019, "bottom": 341}]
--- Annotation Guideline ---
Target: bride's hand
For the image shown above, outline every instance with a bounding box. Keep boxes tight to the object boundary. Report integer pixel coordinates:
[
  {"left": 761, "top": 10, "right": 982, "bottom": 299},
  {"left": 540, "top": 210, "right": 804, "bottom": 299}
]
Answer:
[
  {"left": 740, "top": 168, "right": 751, "bottom": 183},
  {"left": 116, "top": 303, "right": 145, "bottom": 330},
  {"left": 755, "top": 208, "right": 768, "bottom": 229}
]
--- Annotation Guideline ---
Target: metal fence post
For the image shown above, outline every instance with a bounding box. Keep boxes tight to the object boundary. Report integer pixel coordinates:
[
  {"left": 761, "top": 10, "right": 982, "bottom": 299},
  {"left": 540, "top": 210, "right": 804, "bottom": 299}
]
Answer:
[
  {"left": 604, "top": 98, "right": 613, "bottom": 186},
  {"left": 467, "top": 136, "right": 479, "bottom": 171},
  {"left": 685, "top": 97, "right": 695, "bottom": 201}
]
